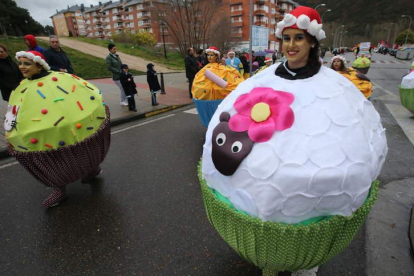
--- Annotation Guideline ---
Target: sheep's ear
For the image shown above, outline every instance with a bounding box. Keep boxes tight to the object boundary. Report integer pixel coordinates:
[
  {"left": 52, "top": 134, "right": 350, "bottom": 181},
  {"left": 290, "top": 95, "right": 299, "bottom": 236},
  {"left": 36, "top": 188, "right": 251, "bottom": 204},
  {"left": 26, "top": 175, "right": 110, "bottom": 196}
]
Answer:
[
  {"left": 7, "top": 105, "right": 12, "bottom": 112},
  {"left": 220, "top": 112, "right": 230, "bottom": 122},
  {"left": 12, "top": 105, "right": 17, "bottom": 115}
]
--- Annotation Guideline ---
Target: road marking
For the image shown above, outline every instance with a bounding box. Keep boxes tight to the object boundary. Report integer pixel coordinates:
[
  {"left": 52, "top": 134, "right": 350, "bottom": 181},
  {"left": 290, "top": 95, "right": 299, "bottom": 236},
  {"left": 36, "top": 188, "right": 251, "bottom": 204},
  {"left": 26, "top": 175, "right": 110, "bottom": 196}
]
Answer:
[
  {"left": 1, "top": 114, "right": 176, "bottom": 170},
  {"left": 385, "top": 103, "right": 414, "bottom": 145},
  {"left": 184, "top": 108, "right": 198, "bottom": 114},
  {"left": 111, "top": 114, "right": 175, "bottom": 134},
  {"left": 371, "top": 81, "right": 398, "bottom": 98},
  {"left": 0, "top": 161, "right": 19, "bottom": 170}
]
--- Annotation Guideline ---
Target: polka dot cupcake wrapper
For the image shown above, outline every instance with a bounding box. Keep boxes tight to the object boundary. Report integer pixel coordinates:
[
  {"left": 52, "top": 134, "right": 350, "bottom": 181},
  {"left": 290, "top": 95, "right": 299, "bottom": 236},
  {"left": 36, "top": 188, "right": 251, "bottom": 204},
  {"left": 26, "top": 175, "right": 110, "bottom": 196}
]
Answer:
[{"left": 198, "top": 161, "right": 379, "bottom": 273}]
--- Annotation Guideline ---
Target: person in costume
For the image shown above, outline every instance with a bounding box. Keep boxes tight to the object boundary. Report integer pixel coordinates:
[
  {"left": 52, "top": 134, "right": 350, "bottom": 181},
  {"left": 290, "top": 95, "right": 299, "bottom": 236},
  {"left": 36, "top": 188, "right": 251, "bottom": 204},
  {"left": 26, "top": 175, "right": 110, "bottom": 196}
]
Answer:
[
  {"left": 399, "top": 61, "right": 414, "bottom": 114},
  {"left": 191, "top": 46, "right": 244, "bottom": 100},
  {"left": 353, "top": 53, "right": 371, "bottom": 74},
  {"left": 0, "top": 44, "right": 23, "bottom": 102},
  {"left": 254, "top": 57, "right": 273, "bottom": 75},
  {"left": 4, "top": 51, "right": 110, "bottom": 207},
  {"left": 24, "top": 34, "right": 43, "bottom": 53},
  {"left": 226, "top": 50, "right": 244, "bottom": 76},
  {"left": 199, "top": 6, "right": 386, "bottom": 275},
  {"left": 331, "top": 55, "right": 373, "bottom": 99}
]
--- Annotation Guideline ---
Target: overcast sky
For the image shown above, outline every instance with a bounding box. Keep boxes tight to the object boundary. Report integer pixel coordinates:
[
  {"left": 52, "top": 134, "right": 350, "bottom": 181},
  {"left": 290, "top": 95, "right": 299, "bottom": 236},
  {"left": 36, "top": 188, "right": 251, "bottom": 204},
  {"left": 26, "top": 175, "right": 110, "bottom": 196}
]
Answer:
[{"left": 15, "top": 0, "right": 98, "bottom": 26}]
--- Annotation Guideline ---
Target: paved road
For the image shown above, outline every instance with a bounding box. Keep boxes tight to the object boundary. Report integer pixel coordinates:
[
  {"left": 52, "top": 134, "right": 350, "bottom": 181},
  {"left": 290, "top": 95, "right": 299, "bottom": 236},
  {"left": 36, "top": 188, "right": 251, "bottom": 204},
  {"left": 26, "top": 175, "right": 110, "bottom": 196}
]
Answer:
[
  {"left": 1, "top": 53, "right": 413, "bottom": 275},
  {"left": 37, "top": 37, "right": 178, "bottom": 73}
]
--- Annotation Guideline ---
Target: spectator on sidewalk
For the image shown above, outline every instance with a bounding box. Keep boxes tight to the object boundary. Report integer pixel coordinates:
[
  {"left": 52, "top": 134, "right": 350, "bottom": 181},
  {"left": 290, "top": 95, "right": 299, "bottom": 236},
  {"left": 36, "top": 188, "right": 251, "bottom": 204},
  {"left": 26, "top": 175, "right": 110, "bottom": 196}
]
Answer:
[
  {"left": 196, "top": 49, "right": 208, "bottom": 69},
  {"left": 43, "top": 36, "right": 73, "bottom": 74},
  {"left": 119, "top": 64, "right": 138, "bottom": 112},
  {"left": 106, "top": 43, "right": 128, "bottom": 106},
  {"left": 239, "top": 52, "right": 250, "bottom": 79},
  {"left": 226, "top": 50, "right": 244, "bottom": 75},
  {"left": 0, "top": 44, "right": 23, "bottom": 102},
  {"left": 146, "top": 63, "right": 160, "bottom": 106},
  {"left": 24, "top": 34, "right": 43, "bottom": 53},
  {"left": 184, "top": 47, "right": 199, "bottom": 99}
]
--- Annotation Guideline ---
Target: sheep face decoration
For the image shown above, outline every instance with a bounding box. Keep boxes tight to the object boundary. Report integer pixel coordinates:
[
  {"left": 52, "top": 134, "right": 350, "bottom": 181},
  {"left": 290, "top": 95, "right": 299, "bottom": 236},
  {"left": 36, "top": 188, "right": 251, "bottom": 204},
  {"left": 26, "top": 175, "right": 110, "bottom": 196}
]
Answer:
[{"left": 4, "top": 105, "right": 19, "bottom": 132}]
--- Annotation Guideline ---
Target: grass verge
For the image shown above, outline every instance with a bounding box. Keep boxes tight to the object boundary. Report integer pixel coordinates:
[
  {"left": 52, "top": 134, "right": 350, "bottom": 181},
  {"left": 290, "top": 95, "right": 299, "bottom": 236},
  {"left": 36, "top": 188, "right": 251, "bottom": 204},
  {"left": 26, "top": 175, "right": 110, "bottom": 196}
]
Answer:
[
  {"left": 0, "top": 36, "right": 144, "bottom": 79},
  {"left": 68, "top": 37, "right": 184, "bottom": 70}
]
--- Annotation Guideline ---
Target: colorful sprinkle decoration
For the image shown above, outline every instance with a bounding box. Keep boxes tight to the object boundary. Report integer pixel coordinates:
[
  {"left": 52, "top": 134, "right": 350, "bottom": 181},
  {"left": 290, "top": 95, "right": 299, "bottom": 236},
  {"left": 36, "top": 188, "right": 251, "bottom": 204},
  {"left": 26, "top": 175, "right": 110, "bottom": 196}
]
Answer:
[
  {"left": 54, "top": 116, "right": 64, "bottom": 126},
  {"left": 71, "top": 74, "right": 80, "bottom": 80},
  {"left": 71, "top": 85, "right": 76, "bottom": 92},
  {"left": 54, "top": 97, "right": 64, "bottom": 102},
  {"left": 52, "top": 77, "right": 58, "bottom": 81},
  {"left": 77, "top": 101, "right": 84, "bottom": 110},
  {"left": 41, "top": 109, "right": 48, "bottom": 114},
  {"left": 37, "top": 90, "right": 46, "bottom": 99},
  {"left": 31, "top": 118, "right": 41, "bottom": 121},
  {"left": 21, "top": 88, "right": 27, "bottom": 93},
  {"left": 87, "top": 127, "right": 94, "bottom": 130},
  {"left": 45, "top": 143, "right": 53, "bottom": 149},
  {"left": 18, "top": 145, "right": 28, "bottom": 150},
  {"left": 71, "top": 129, "right": 76, "bottom": 136},
  {"left": 30, "top": 138, "right": 38, "bottom": 144},
  {"left": 59, "top": 141, "right": 65, "bottom": 146},
  {"left": 90, "top": 96, "right": 95, "bottom": 100},
  {"left": 86, "top": 85, "right": 94, "bottom": 91},
  {"left": 97, "top": 116, "right": 105, "bottom": 119},
  {"left": 37, "top": 82, "right": 43, "bottom": 87},
  {"left": 57, "top": 85, "right": 69, "bottom": 94},
  {"left": 76, "top": 123, "right": 82, "bottom": 129}
]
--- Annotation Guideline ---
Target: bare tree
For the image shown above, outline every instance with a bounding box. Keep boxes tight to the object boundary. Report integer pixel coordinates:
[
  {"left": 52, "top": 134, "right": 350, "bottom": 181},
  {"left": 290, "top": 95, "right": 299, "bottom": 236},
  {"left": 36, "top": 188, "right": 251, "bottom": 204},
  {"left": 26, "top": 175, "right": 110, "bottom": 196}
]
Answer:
[{"left": 152, "top": 0, "right": 224, "bottom": 56}]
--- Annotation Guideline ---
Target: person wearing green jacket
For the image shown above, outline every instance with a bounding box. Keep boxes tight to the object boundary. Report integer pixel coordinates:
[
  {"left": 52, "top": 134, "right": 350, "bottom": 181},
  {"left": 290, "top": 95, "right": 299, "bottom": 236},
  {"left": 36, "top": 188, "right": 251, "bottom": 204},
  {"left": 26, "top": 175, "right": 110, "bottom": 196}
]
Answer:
[{"left": 106, "top": 43, "right": 127, "bottom": 106}]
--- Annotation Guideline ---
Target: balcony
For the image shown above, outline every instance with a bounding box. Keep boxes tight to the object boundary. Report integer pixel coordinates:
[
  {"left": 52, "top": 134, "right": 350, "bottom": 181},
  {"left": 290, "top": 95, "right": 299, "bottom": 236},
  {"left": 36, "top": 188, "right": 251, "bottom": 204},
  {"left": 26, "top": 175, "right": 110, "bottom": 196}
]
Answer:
[
  {"left": 141, "top": 13, "right": 151, "bottom": 19},
  {"left": 231, "top": 21, "right": 243, "bottom": 27},
  {"left": 94, "top": 14, "right": 102, "bottom": 19},
  {"left": 231, "top": 33, "right": 243, "bottom": 38},
  {"left": 253, "top": 20, "right": 267, "bottom": 26},
  {"left": 254, "top": 8, "right": 266, "bottom": 16},
  {"left": 230, "top": 1, "right": 243, "bottom": 5},
  {"left": 115, "top": 25, "right": 125, "bottom": 30},
  {"left": 97, "top": 33, "right": 105, "bottom": 38},
  {"left": 231, "top": 10, "right": 243, "bottom": 17},
  {"left": 96, "top": 26, "right": 104, "bottom": 31},
  {"left": 255, "top": 0, "right": 267, "bottom": 4},
  {"left": 115, "top": 17, "right": 124, "bottom": 23},
  {"left": 141, "top": 22, "right": 151, "bottom": 28},
  {"left": 94, "top": 20, "right": 102, "bottom": 25}
]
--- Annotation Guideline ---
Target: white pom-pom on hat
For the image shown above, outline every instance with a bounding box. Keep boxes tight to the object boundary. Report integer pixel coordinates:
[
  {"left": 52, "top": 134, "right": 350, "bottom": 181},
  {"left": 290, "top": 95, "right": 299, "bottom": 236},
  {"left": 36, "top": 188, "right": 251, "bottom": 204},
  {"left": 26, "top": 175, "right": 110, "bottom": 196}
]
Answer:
[
  {"left": 283, "top": 14, "right": 297, "bottom": 27},
  {"left": 16, "top": 51, "right": 50, "bottom": 71},
  {"left": 317, "top": 29, "right": 326, "bottom": 41},
  {"left": 307, "top": 20, "right": 320, "bottom": 37},
  {"left": 296, "top": 14, "right": 311, "bottom": 30}
]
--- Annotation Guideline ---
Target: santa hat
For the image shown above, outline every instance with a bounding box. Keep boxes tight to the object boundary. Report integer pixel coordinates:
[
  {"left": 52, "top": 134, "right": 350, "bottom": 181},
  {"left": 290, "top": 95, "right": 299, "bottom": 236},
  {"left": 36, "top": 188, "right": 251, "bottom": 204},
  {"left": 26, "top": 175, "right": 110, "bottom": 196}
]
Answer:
[
  {"left": 276, "top": 6, "right": 326, "bottom": 41},
  {"left": 227, "top": 50, "right": 235, "bottom": 55},
  {"left": 265, "top": 57, "right": 272, "bottom": 63},
  {"left": 206, "top": 46, "right": 220, "bottom": 56},
  {"left": 16, "top": 51, "right": 50, "bottom": 71},
  {"left": 331, "top": 55, "right": 346, "bottom": 64}
]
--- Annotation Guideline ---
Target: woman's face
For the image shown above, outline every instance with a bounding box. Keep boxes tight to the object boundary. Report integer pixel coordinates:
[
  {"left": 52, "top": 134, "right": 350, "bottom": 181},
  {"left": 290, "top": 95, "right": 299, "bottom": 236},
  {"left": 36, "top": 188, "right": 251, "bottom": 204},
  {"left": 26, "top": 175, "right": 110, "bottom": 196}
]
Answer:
[
  {"left": 0, "top": 47, "right": 7, "bottom": 59},
  {"left": 18, "top": 57, "right": 42, "bottom": 78},
  {"left": 207, "top": 52, "right": 218, "bottom": 63},
  {"left": 282, "top": 28, "right": 313, "bottom": 69},
  {"left": 332, "top": 59, "right": 343, "bottom": 71}
]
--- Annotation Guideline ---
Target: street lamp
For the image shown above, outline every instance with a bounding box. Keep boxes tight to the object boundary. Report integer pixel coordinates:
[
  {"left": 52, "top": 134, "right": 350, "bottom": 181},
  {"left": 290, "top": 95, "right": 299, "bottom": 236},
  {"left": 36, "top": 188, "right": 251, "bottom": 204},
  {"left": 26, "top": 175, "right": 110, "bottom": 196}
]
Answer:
[
  {"left": 384, "top": 27, "right": 390, "bottom": 45},
  {"left": 401, "top": 15, "right": 413, "bottom": 45},
  {"left": 160, "top": 21, "right": 167, "bottom": 59},
  {"left": 333, "top": 25, "right": 345, "bottom": 49},
  {"left": 339, "top": 31, "right": 348, "bottom": 47},
  {"left": 315, "top": 3, "right": 326, "bottom": 10},
  {"left": 321, "top": 9, "right": 331, "bottom": 21},
  {"left": 390, "top": 23, "right": 398, "bottom": 47}
]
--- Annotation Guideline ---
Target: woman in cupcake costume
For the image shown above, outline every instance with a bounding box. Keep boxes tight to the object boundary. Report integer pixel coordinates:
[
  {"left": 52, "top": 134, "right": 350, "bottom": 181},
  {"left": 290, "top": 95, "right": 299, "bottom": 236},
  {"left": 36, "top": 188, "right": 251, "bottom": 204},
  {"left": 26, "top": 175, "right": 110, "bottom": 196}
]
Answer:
[
  {"left": 4, "top": 51, "right": 111, "bottom": 207},
  {"left": 199, "top": 7, "right": 387, "bottom": 275}
]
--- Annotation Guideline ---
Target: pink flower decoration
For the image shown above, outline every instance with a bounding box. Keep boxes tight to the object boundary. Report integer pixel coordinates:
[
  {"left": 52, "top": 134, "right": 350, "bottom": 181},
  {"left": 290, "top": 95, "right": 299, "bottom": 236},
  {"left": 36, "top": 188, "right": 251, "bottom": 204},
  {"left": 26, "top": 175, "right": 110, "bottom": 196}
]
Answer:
[{"left": 229, "top": 87, "right": 295, "bottom": 143}]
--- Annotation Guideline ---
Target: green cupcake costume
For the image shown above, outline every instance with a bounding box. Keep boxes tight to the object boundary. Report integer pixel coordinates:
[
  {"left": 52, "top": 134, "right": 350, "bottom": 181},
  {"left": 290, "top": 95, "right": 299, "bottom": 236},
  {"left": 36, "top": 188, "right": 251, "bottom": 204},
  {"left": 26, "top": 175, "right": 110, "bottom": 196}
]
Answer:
[{"left": 4, "top": 51, "right": 111, "bottom": 207}]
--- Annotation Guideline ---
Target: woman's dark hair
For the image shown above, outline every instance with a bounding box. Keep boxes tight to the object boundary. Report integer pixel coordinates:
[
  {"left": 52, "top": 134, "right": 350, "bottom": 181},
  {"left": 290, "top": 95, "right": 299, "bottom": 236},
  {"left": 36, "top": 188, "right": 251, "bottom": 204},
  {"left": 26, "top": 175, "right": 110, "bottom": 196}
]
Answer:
[
  {"left": 305, "top": 33, "right": 321, "bottom": 70},
  {"left": 330, "top": 58, "right": 349, "bottom": 73},
  {"left": 0, "top": 43, "right": 8, "bottom": 53},
  {"left": 187, "top": 47, "right": 193, "bottom": 55},
  {"left": 196, "top": 49, "right": 203, "bottom": 55}
]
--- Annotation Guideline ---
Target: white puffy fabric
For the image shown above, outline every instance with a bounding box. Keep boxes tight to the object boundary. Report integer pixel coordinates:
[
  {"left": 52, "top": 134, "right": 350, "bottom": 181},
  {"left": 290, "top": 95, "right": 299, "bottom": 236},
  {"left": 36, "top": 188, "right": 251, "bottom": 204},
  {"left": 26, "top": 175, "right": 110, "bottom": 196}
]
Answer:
[
  {"left": 202, "top": 63, "right": 388, "bottom": 224},
  {"left": 401, "top": 71, "right": 414, "bottom": 89}
]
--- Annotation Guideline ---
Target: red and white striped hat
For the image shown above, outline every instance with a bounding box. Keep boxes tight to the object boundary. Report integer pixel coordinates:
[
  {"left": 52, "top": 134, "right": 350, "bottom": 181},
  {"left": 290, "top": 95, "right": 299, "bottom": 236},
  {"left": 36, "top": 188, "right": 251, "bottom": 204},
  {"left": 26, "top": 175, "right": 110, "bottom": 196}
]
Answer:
[
  {"left": 276, "top": 6, "right": 326, "bottom": 41},
  {"left": 206, "top": 46, "right": 220, "bottom": 56},
  {"left": 16, "top": 51, "right": 50, "bottom": 71}
]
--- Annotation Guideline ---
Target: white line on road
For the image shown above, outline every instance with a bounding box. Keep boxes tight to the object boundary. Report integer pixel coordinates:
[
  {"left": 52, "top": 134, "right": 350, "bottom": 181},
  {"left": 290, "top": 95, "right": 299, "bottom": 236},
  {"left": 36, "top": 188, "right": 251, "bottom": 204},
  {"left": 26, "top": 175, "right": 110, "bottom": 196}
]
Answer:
[
  {"left": 0, "top": 114, "right": 176, "bottom": 170},
  {"left": 111, "top": 114, "right": 175, "bottom": 134},
  {"left": 184, "top": 108, "right": 198, "bottom": 114},
  {"left": 371, "top": 81, "right": 399, "bottom": 98}
]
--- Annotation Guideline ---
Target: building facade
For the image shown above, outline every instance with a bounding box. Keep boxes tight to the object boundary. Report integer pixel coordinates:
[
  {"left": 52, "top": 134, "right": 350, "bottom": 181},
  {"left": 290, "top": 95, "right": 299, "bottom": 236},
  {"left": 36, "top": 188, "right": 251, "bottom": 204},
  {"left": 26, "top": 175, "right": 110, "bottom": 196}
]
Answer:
[{"left": 51, "top": 5, "right": 86, "bottom": 37}]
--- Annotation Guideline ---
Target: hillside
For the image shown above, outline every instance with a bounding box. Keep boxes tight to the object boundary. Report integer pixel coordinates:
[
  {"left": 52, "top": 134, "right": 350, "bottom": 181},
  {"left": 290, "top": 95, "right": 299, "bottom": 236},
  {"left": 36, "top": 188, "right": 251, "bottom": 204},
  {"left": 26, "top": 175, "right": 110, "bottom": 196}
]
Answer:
[{"left": 295, "top": 0, "right": 414, "bottom": 46}]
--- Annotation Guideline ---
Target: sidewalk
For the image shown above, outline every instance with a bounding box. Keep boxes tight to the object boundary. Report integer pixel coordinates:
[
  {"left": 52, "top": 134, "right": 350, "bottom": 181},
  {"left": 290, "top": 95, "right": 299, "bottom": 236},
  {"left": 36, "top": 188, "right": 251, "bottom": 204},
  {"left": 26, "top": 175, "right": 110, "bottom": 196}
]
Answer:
[{"left": 0, "top": 72, "right": 192, "bottom": 158}]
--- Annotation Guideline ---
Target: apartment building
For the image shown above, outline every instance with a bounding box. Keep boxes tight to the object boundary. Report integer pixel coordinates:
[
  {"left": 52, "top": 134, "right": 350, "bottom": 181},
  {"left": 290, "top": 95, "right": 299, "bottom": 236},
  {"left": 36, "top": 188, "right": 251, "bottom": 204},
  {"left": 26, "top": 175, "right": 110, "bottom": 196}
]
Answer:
[
  {"left": 229, "top": 0, "right": 298, "bottom": 51},
  {"left": 50, "top": 5, "right": 86, "bottom": 37}
]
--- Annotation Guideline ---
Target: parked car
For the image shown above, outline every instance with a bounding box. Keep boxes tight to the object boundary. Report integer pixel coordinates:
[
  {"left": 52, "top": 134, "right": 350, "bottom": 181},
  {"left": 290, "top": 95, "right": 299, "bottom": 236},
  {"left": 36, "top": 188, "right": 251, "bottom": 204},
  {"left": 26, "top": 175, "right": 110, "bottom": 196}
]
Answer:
[
  {"left": 332, "top": 48, "right": 339, "bottom": 55},
  {"left": 378, "top": 46, "right": 388, "bottom": 55},
  {"left": 374, "top": 47, "right": 378, "bottom": 53},
  {"left": 389, "top": 48, "right": 397, "bottom": 57}
]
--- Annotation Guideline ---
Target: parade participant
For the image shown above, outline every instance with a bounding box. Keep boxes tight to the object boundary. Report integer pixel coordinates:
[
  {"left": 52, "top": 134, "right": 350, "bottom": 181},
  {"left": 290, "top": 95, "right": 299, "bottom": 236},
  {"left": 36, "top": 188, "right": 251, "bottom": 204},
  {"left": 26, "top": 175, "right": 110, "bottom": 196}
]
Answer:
[
  {"left": 106, "top": 43, "right": 127, "bottom": 106},
  {"left": 226, "top": 50, "right": 244, "bottom": 75},
  {"left": 191, "top": 46, "right": 244, "bottom": 126},
  {"left": 146, "top": 63, "right": 160, "bottom": 106},
  {"left": 331, "top": 55, "right": 373, "bottom": 99},
  {"left": 399, "top": 61, "right": 414, "bottom": 114},
  {"left": 0, "top": 44, "right": 23, "bottom": 101},
  {"left": 254, "top": 57, "right": 273, "bottom": 75},
  {"left": 184, "top": 47, "right": 199, "bottom": 99},
  {"left": 239, "top": 52, "right": 250, "bottom": 79},
  {"left": 119, "top": 64, "right": 138, "bottom": 112},
  {"left": 4, "top": 51, "right": 111, "bottom": 207},
  {"left": 353, "top": 53, "right": 371, "bottom": 74},
  {"left": 43, "top": 35, "right": 73, "bottom": 74},
  {"left": 198, "top": 6, "right": 386, "bottom": 275},
  {"left": 24, "top": 34, "right": 43, "bottom": 53}
]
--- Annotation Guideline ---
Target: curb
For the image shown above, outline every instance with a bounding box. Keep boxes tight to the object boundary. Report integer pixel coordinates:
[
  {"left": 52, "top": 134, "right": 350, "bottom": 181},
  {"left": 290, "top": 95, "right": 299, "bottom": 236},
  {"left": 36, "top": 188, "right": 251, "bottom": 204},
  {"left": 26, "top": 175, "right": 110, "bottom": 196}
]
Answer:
[{"left": 0, "top": 103, "right": 191, "bottom": 160}]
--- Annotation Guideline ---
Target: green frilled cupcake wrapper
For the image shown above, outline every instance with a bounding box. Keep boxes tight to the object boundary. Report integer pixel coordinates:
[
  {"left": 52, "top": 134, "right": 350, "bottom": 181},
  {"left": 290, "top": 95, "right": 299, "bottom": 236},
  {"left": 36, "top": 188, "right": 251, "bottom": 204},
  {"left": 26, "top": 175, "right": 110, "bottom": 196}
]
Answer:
[
  {"left": 198, "top": 163, "right": 379, "bottom": 274},
  {"left": 399, "top": 86, "right": 414, "bottom": 114}
]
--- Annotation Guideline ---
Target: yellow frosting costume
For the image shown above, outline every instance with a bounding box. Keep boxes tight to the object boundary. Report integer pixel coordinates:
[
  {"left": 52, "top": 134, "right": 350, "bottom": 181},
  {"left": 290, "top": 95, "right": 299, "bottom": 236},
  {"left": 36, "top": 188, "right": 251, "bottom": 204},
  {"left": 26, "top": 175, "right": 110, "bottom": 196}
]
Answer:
[
  {"left": 192, "top": 62, "right": 244, "bottom": 100},
  {"left": 338, "top": 68, "right": 373, "bottom": 98}
]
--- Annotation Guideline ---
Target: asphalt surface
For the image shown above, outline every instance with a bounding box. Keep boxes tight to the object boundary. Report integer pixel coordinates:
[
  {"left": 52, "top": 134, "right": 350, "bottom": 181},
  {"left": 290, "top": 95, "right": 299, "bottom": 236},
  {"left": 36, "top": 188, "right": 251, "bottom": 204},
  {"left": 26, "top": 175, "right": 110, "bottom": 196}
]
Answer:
[{"left": 1, "top": 53, "right": 413, "bottom": 275}]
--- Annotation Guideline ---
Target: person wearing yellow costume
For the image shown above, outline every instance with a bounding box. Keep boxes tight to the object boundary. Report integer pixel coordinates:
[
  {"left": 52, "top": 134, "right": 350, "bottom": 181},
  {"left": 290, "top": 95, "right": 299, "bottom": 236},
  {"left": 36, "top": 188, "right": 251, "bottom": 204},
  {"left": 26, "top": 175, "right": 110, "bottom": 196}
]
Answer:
[
  {"left": 331, "top": 55, "right": 373, "bottom": 99},
  {"left": 192, "top": 46, "right": 244, "bottom": 100},
  {"left": 352, "top": 53, "right": 371, "bottom": 74}
]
